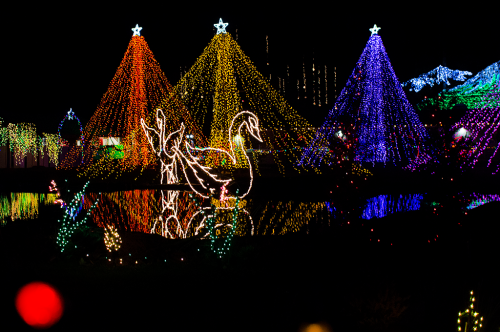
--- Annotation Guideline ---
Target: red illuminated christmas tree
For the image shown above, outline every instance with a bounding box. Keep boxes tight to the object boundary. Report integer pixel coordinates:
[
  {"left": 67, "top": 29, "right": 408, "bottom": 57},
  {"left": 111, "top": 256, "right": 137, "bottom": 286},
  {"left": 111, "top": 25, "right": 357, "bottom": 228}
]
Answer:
[{"left": 60, "top": 25, "right": 205, "bottom": 179}]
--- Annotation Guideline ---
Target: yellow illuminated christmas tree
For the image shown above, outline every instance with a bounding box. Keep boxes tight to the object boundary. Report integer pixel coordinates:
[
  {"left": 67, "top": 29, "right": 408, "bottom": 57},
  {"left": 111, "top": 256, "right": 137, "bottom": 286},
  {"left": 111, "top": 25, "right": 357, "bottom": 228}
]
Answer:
[
  {"left": 166, "top": 19, "right": 312, "bottom": 175},
  {"left": 60, "top": 25, "right": 205, "bottom": 179}
]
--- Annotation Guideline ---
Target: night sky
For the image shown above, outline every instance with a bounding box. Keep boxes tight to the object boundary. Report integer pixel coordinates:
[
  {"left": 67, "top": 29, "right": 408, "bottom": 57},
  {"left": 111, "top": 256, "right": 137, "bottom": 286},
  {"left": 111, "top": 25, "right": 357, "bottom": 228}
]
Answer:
[{"left": 1, "top": 2, "right": 497, "bottom": 133}]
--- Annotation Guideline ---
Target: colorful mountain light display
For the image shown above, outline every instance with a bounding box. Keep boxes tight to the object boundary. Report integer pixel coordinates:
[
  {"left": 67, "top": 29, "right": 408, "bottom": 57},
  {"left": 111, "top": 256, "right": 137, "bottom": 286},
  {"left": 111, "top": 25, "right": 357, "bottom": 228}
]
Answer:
[
  {"left": 300, "top": 25, "right": 429, "bottom": 168},
  {"left": 416, "top": 60, "right": 500, "bottom": 111},
  {"left": 165, "top": 19, "right": 312, "bottom": 174},
  {"left": 402, "top": 65, "right": 472, "bottom": 92}
]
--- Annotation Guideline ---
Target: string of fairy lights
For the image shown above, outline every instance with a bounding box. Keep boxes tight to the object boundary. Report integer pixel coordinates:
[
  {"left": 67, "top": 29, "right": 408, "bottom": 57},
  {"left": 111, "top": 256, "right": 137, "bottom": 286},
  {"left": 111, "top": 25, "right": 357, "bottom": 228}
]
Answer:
[
  {"left": 168, "top": 19, "right": 313, "bottom": 175},
  {"left": 457, "top": 291, "right": 483, "bottom": 332}
]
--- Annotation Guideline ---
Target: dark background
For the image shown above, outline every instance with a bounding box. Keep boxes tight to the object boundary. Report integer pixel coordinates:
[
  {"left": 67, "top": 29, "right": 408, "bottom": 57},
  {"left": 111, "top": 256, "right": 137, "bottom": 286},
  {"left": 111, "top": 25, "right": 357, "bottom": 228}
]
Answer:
[{"left": 1, "top": 2, "right": 498, "bottom": 133}]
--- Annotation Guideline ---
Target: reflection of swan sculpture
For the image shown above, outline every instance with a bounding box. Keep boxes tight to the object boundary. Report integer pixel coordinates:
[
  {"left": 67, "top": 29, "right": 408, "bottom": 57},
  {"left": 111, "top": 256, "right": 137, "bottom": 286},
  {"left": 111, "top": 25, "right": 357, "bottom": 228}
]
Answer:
[{"left": 141, "top": 109, "right": 262, "bottom": 199}]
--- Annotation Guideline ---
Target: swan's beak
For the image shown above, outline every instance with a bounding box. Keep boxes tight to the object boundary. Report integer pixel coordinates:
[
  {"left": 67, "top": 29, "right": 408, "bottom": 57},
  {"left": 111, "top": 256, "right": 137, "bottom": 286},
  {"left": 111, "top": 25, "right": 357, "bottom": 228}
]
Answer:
[
  {"left": 253, "top": 128, "right": 263, "bottom": 142},
  {"left": 248, "top": 117, "right": 263, "bottom": 142}
]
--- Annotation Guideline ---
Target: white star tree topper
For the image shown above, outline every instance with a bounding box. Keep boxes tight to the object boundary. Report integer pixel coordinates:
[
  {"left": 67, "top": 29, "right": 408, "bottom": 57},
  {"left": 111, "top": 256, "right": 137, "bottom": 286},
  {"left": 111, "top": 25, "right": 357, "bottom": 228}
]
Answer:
[
  {"left": 132, "top": 24, "right": 142, "bottom": 36},
  {"left": 214, "top": 18, "right": 228, "bottom": 34},
  {"left": 369, "top": 24, "right": 381, "bottom": 36}
]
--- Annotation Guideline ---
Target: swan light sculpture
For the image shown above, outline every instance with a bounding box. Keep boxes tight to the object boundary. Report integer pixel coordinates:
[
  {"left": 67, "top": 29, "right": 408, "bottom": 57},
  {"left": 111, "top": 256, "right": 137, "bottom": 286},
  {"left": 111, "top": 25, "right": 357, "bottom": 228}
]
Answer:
[{"left": 141, "top": 109, "right": 262, "bottom": 199}]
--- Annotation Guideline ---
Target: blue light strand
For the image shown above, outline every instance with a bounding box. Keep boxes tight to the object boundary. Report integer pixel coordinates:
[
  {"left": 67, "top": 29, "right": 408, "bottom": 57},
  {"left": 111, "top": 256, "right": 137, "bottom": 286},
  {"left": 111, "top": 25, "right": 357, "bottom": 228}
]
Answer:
[
  {"left": 361, "top": 194, "right": 424, "bottom": 220},
  {"left": 300, "top": 32, "right": 429, "bottom": 169}
]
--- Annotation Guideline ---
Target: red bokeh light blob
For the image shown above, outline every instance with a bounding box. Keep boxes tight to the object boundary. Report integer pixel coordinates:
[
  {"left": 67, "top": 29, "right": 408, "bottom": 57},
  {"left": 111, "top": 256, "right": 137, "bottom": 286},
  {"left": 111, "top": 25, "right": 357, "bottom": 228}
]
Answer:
[{"left": 15, "top": 282, "right": 64, "bottom": 329}]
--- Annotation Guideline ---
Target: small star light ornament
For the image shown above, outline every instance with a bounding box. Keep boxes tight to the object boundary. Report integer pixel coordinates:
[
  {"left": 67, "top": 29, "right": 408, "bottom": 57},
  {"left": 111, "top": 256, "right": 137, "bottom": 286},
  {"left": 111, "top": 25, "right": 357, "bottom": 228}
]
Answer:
[
  {"left": 132, "top": 24, "right": 142, "bottom": 36},
  {"left": 214, "top": 18, "right": 228, "bottom": 34},
  {"left": 67, "top": 108, "right": 74, "bottom": 120},
  {"left": 369, "top": 24, "right": 381, "bottom": 35}
]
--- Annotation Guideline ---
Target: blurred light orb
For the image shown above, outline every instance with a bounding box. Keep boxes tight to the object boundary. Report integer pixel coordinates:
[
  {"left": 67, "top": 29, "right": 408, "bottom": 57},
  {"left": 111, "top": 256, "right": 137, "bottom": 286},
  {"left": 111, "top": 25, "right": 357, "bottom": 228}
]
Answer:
[
  {"left": 454, "top": 127, "right": 470, "bottom": 140},
  {"left": 15, "top": 281, "right": 64, "bottom": 329},
  {"left": 301, "top": 322, "right": 332, "bottom": 332}
]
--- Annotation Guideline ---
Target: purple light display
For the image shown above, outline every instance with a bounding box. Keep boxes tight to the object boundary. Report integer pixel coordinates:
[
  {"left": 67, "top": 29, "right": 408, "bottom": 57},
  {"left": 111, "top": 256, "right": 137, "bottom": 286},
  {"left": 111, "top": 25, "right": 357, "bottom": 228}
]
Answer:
[
  {"left": 464, "top": 193, "right": 500, "bottom": 210},
  {"left": 300, "top": 27, "right": 429, "bottom": 169},
  {"left": 361, "top": 194, "right": 424, "bottom": 220},
  {"left": 451, "top": 84, "right": 500, "bottom": 173}
]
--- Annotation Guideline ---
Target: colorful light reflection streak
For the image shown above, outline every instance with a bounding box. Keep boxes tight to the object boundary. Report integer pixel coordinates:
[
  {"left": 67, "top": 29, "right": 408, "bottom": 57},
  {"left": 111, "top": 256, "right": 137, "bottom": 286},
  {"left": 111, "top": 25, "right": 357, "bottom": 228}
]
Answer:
[
  {"left": 361, "top": 194, "right": 424, "bottom": 220},
  {"left": 0, "top": 193, "right": 56, "bottom": 226},
  {"left": 464, "top": 193, "right": 500, "bottom": 210}
]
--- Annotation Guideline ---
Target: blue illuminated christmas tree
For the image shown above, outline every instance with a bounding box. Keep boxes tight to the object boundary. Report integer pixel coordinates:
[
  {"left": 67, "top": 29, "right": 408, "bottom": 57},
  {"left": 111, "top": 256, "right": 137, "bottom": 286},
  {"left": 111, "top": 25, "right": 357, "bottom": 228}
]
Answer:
[{"left": 300, "top": 25, "right": 430, "bottom": 169}]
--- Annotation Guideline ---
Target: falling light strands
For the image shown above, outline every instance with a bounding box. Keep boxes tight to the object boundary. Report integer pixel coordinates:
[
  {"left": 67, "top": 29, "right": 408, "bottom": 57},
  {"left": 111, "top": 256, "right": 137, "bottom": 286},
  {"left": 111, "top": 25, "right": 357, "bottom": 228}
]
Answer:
[
  {"left": 303, "top": 61, "right": 307, "bottom": 96},
  {"left": 169, "top": 24, "right": 313, "bottom": 175},
  {"left": 266, "top": 35, "right": 269, "bottom": 66},
  {"left": 325, "top": 65, "right": 328, "bottom": 104}
]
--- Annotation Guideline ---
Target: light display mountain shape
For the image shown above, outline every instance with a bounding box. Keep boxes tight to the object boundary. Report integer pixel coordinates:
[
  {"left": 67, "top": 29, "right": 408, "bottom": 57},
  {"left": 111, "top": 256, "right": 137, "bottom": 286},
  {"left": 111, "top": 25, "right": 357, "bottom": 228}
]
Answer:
[
  {"left": 447, "top": 60, "right": 500, "bottom": 94},
  {"left": 402, "top": 65, "right": 472, "bottom": 92},
  {"left": 166, "top": 32, "right": 312, "bottom": 174},
  {"left": 300, "top": 33, "right": 429, "bottom": 168},
  {"left": 415, "top": 60, "right": 500, "bottom": 111}
]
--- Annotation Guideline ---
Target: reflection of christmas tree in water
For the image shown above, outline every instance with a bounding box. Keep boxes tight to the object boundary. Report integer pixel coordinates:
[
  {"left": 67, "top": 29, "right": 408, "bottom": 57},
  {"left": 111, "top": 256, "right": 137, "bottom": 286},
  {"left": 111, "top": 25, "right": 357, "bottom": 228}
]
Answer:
[
  {"left": 300, "top": 25, "right": 429, "bottom": 170},
  {"left": 60, "top": 25, "right": 204, "bottom": 179},
  {"left": 165, "top": 19, "right": 312, "bottom": 175}
]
